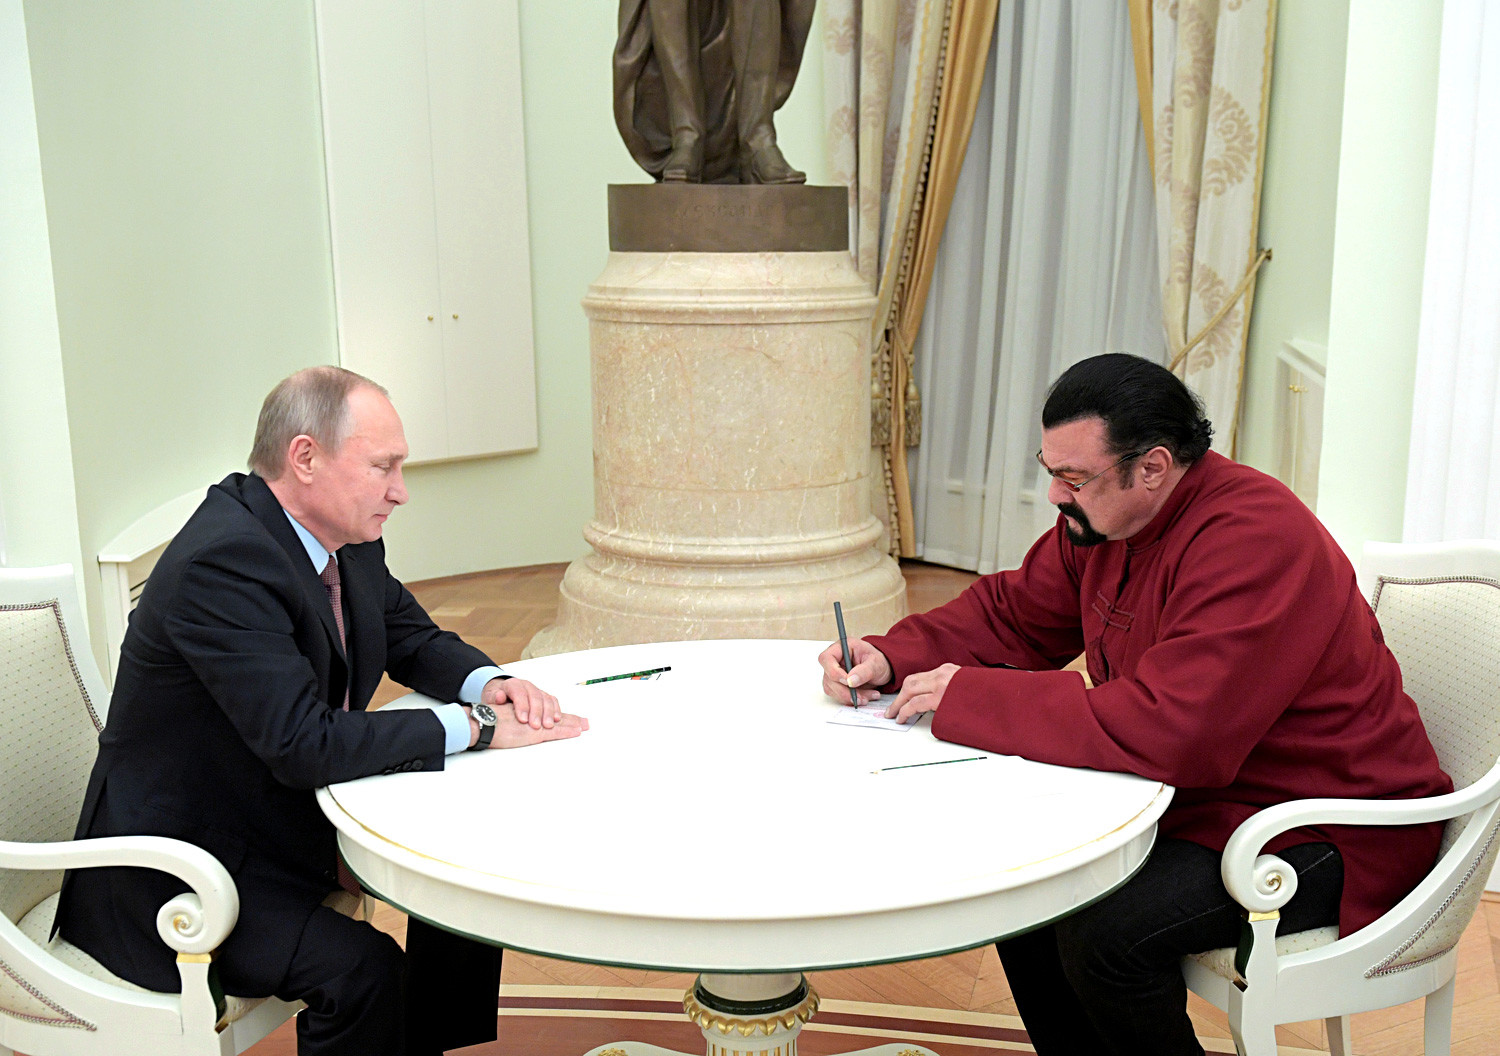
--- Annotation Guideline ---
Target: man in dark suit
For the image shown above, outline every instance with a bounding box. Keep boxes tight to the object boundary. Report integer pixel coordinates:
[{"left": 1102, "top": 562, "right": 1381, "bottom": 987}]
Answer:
[{"left": 55, "top": 366, "right": 587, "bottom": 1056}]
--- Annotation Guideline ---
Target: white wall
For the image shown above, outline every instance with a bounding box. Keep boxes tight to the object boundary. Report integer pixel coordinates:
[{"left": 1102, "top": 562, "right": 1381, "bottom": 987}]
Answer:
[
  {"left": 1319, "top": 1, "right": 1443, "bottom": 557},
  {"left": 22, "top": 1, "right": 343, "bottom": 667},
  {"left": 0, "top": 0, "right": 84, "bottom": 583},
  {"left": 1240, "top": 0, "right": 1443, "bottom": 566},
  {"left": 17, "top": 0, "right": 828, "bottom": 669},
  {"left": 1238, "top": 1, "right": 1348, "bottom": 475}
]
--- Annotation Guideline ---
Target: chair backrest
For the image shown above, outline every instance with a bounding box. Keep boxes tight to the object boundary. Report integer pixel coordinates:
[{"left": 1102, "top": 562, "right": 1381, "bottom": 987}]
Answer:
[
  {"left": 1367, "top": 564, "right": 1500, "bottom": 796},
  {"left": 1361, "top": 541, "right": 1500, "bottom": 973},
  {"left": 0, "top": 566, "right": 108, "bottom": 924}
]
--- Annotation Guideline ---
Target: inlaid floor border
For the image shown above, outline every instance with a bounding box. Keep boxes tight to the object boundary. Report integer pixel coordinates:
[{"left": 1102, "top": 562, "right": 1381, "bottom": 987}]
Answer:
[{"left": 490, "top": 986, "right": 1305, "bottom": 1055}]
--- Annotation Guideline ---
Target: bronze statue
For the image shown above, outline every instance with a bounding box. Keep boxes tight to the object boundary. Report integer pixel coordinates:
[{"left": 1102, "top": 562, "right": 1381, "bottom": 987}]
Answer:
[{"left": 614, "top": 0, "right": 816, "bottom": 185}]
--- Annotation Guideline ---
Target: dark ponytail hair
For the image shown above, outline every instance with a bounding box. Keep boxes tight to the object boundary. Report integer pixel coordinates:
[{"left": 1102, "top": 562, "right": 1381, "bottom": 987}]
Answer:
[{"left": 1042, "top": 353, "right": 1213, "bottom": 465}]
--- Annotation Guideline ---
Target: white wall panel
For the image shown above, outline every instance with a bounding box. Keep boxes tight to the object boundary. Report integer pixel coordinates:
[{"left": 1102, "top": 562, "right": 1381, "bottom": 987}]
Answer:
[{"left": 315, "top": 0, "right": 537, "bottom": 462}]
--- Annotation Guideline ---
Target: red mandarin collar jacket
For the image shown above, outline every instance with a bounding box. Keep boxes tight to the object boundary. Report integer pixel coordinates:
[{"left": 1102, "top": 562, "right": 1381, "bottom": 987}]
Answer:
[{"left": 868, "top": 451, "right": 1452, "bottom": 934}]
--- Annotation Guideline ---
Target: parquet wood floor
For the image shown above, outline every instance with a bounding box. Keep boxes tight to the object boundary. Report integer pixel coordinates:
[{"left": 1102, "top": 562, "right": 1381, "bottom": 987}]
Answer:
[{"left": 326, "top": 560, "right": 1499, "bottom": 1053}]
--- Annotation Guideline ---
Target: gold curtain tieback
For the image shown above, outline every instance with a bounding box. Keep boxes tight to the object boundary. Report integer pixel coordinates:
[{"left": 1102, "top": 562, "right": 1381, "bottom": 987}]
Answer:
[{"left": 1168, "top": 247, "right": 1273, "bottom": 372}]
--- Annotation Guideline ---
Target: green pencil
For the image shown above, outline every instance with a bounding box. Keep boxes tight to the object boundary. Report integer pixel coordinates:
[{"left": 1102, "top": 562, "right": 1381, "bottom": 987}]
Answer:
[{"left": 578, "top": 665, "right": 671, "bottom": 685}]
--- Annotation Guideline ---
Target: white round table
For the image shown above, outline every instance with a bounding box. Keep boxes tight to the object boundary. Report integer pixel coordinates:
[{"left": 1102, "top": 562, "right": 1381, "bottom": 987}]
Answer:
[{"left": 318, "top": 639, "right": 1171, "bottom": 1056}]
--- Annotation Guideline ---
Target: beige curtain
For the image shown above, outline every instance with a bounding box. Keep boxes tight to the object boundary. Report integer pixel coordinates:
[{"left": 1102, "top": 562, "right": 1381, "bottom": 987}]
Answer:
[
  {"left": 824, "top": 0, "right": 999, "bottom": 556},
  {"left": 1132, "top": 0, "right": 1277, "bottom": 454}
]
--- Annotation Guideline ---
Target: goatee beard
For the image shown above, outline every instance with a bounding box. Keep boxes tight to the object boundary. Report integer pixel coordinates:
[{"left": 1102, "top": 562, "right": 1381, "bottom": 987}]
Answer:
[{"left": 1058, "top": 502, "right": 1108, "bottom": 547}]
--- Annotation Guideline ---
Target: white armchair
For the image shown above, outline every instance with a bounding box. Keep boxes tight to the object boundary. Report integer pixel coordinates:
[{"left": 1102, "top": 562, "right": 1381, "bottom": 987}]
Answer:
[
  {"left": 0, "top": 565, "right": 310, "bottom": 1055},
  {"left": 1182, "top": 540, "right": 1500, "bottom": 1056}
]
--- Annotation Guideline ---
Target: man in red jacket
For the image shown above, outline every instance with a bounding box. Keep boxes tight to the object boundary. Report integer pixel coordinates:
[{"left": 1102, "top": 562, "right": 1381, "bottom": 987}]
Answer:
[{"left": 819, "top": 353, "right": 1450, "bottom": 1056}]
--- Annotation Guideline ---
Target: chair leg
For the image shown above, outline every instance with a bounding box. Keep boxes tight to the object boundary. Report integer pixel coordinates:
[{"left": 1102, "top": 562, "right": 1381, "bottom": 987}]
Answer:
[
  {"left": 1227, "top": 983, "right": 1279, "bottom": 1056},
  {"left": 1423, "top": 976, "right": 1456, "bottom": 1056},
  {"left": 1226, "top": 915, "right": 1280, "bottom": 1056},
  {"left": 1228, "top": 1015, "right": 1278, "bottom": 1056},
  {"left": 1325, "top": 1015, "right": 1351, "bottom": 1056}
]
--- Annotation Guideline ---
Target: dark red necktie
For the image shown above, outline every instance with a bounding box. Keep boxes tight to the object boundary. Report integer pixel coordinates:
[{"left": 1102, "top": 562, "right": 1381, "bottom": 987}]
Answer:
[
  {"left": 319, "top": 555, "right": 351, "bottom": 712},
  {"left": 321, "top": 554, "right": 360, "bottom": 895}
]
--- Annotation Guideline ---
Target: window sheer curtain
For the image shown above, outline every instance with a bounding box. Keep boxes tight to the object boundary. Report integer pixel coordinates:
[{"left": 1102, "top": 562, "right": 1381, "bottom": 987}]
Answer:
[
  {"left": 1404, "top": 0, "right": 1500, "bottom": 543},
  {"left": 823, "top": 0, "right": 1000, "bottom": 557},
  {"left": 908, "top": 1, "right": 1164, "bottom": 573}
]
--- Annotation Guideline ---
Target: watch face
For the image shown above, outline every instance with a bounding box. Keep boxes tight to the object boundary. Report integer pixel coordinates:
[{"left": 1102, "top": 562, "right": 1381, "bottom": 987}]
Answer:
[{"left": 473, "top": 702, "right": 498, "bottom": 725}]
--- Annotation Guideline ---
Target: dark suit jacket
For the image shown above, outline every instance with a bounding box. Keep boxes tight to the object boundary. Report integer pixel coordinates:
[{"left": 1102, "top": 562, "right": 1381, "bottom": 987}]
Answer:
[{"left": 55, "top": 472, "right": 493, "bottom": 995}]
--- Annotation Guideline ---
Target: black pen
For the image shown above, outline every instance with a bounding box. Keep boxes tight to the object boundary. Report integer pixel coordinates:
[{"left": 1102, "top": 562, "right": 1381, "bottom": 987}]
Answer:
[
  {"left": 577, "top": 666, "right": 671, "bottom": 685},
  {"left": 834, "top": 601, "right": 858, "bottom": 706}
]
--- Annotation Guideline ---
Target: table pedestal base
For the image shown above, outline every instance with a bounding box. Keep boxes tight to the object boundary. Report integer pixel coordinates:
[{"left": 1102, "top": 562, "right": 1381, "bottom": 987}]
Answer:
[{"left": 581, "top": 973, "right": 939, "bottom": 1056}]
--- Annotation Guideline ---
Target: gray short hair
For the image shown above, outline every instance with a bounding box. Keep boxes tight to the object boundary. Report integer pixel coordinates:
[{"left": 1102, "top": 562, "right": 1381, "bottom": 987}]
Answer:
[{"left": 248, "top": 366, "right": 388, "bottom": 479}]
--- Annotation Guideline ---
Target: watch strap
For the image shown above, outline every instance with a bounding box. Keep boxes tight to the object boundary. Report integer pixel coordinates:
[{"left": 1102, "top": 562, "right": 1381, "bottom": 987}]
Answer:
[
  {"left": 468, "top": 704, "right": 497, "bottom": 751},
  {"left": 471, "top": 721, "right": 496, "bottom": 750}
]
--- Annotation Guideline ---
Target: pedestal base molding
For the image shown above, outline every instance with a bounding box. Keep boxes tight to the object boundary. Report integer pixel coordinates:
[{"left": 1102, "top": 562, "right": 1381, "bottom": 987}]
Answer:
[{"left": 528, "top": 242, "right": 907, "bottom": 657}]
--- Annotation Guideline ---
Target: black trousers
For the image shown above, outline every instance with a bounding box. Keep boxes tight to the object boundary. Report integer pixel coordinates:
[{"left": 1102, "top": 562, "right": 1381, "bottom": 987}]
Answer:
[
  {"left": 996, "top": 838, "right": 1344, "bottom": 1056},
  {"left": 275, "top": 911, "right": 504, "bottom": 1056}
]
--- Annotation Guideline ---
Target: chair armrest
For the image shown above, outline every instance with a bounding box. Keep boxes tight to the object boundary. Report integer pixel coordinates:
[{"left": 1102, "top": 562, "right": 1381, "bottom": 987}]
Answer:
[
  {"left": 1219, "top": 760, "right": 1500, "bottom": 913},
  {"left": 0, "top": 835, "right": 239, "bottom": 955}
]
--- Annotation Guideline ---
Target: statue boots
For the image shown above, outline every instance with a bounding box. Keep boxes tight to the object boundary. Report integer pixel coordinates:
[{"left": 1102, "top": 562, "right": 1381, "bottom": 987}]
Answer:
[
  {"left": 739, "top": 137, "right": 805, "bottom": 185},
  {"left": 728, "top": 1, "right": 804, "bottom": 185},
  {"left": 662, "top": 132, "right": 705, "bottom": 183},
  {"left": 732, "top": 65, "right": 803, "bottom": 183}
]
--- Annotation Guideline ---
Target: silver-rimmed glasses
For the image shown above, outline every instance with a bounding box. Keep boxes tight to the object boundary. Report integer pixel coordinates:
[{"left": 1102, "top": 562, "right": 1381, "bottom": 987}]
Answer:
[{"left": 1035, "top": 449, "right": 1149, "bottom": 493}]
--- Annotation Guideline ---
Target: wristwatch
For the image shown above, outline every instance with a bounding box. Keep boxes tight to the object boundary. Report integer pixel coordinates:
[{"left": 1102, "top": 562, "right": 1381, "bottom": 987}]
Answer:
[{"left": 468, "top": 702, "right": 497, "bottom": 751}]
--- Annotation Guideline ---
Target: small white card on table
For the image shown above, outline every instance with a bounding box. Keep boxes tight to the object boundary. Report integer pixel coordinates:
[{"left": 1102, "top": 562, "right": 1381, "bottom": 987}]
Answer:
[{"left": 826, "top": 694, "right": 922, "bottom": 732}]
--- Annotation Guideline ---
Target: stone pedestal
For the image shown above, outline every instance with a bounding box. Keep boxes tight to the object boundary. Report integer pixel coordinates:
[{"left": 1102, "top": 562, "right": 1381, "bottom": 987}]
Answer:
[{"left": 526, "top": 186, "right": 906, "bottom": 656}]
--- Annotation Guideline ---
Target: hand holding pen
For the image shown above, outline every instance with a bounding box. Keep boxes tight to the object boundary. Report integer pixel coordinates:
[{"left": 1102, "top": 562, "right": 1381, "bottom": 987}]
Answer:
[{"left": 817, "top": 628, "right": 893, "bottom": 707}]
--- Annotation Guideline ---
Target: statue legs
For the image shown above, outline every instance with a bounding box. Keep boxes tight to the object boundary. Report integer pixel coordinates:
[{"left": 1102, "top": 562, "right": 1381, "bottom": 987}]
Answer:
[
  {"left": 631, "top": 0, "right": 808, "bottom": 184},
  {"left": 729, "top": 0, "right": 804, "bottom": 184},
  {"left": 647, "top": 0, "right": 706, "bottom": 181}
]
